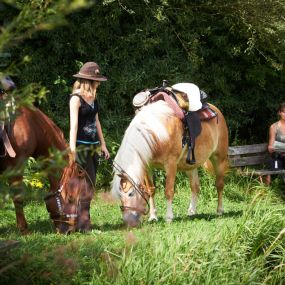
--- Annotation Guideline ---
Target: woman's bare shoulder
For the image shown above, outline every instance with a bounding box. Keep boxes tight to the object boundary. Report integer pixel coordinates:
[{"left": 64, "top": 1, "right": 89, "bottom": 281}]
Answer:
[
  {"left": 269, "top": 122, "right": 278, "bottom": 132},
  {"left": 70, "top": 94, "right": 81, "bottom": 107}
]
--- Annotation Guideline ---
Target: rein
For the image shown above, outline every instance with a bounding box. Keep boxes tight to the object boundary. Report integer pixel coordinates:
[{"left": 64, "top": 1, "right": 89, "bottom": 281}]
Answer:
[{"left": 106, "top": 157, "right": 150, "bottom": 215}]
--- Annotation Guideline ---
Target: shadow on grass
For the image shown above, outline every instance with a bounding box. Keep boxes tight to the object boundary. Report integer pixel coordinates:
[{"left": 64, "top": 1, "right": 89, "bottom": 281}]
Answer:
[
  {"left": 174, "top": 210, "right": 243, "bottom": 222},
  {"left": 92, "top": 222, "right": 126, "bottom": 232},
  {"left": 0, "top": 219, "right": 55, "bottom": 235},
  {"left": 108, "top": 209, "right": 245, "bottom": 229},
  {"left": 92, "top": 210, "right": 245, "bottom": 230},
  {"left": 0, "top": 210, "right": 244, "bottom": 236},
  {"left": 0, "top": 219, "right": 126, "bottom": 236}
]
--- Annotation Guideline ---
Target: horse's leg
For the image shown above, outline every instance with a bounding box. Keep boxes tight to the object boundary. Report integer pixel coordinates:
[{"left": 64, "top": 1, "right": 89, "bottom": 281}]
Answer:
[
  {"left": 13, "top": 197, "right": 29, "bottom": 234},
  {"left": 148, "top": 196, "right": 157, "bottom": 221},
  {"left": 11, "top": 177, "right": 29, "bottom": 234},
  {"left": 186, "top": 169, "right": 200, "bottom": 216},
  {"left": 164, "top": 160, "right": 177, "bottom": 222},
  {"left": 144, "top": 174, "right": 157, "bottom": 222},
  {"left": 47, "top": 173, "right": 63, "bottom": 231},
  {"left": 209, "top": 155, "right": 227, "bottom": 215},
  {"left": 215, "top": 160, "right": 227, "bottom": 215}
]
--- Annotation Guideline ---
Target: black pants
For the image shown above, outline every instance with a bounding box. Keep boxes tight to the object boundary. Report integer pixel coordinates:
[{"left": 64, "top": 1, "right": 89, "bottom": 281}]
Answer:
[
  {"left": 269, "top": 152, "right": 285, "bottom": 170},
  {"left": 76, "top": 143, "right": 99, "bottom": 187}
]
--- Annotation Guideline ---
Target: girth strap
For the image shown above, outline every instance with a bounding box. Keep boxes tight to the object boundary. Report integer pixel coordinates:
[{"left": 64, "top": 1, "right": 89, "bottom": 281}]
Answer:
[{"left": 0, "top": 124, "right": 16, "bottom": 157}]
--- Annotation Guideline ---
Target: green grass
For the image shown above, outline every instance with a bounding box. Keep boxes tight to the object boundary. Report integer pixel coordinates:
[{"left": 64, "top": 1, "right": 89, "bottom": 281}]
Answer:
[{"left": 0, "top": 171, "right": 285, "bottom": 285}]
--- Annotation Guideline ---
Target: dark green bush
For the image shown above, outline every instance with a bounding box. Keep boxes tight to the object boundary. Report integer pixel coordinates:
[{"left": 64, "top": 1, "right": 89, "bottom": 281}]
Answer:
[{"left": 3, "top": 0, "right": 285, "bottom": 144}]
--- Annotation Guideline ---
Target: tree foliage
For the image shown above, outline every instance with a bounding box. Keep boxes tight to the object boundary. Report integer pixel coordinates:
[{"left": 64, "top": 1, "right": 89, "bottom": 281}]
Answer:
[{"left": 1, "top": 0, "right": 285, "bottom": 144}]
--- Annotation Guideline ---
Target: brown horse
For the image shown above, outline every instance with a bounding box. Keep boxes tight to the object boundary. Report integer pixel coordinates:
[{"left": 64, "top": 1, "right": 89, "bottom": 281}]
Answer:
[
  {"left": 0, "top": 106, "right": 92, "bottom": 234},
  {"left": 111, "top": 100, "right": 228, "bottom": 227}
]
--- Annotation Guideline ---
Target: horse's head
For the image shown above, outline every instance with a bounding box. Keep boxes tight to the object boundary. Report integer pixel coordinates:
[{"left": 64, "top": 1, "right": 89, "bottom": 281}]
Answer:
[
  {"left": 45, "top": 163, "right": 93, "bottom": 234},
  {"left": 114, "top": 173, "right": 150, "bottom": 227}
]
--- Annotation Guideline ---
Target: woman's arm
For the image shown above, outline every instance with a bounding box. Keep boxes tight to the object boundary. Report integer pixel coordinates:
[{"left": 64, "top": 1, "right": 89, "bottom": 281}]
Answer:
[
  {"left": 268, "top": 123, "right": 276, "bottom": 153},
  {"left": 96, "top": 113, "right": 110, "bottom": 159},
  {"left": 69, "top": 96, "right": 80, "bottom": 158}
]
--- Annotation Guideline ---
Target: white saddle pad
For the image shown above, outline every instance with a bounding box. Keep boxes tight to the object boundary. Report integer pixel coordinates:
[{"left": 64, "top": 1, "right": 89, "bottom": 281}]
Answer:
[{"left": 172, "top": 83, "right": 202, "bottom": 111}]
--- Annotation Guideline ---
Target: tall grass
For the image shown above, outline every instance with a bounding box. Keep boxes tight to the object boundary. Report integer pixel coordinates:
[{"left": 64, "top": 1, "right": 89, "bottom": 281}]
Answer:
[{"left": 0, "top": 170, "right": 284, "bottom": 285}]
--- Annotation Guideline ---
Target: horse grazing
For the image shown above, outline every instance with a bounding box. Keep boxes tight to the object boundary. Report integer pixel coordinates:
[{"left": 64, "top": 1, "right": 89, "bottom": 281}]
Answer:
[
  {"left": 0, "top": 106, "right": 93, "bottom": 234},
  {"left": 111, "top": 100, "right": 228, "bottom": 227}
]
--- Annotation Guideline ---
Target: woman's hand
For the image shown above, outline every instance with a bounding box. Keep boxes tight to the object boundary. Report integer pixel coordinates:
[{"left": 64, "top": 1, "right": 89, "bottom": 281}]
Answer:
[
  {"left": 101, "top": 144, "right": 110, "bottom": 159},
  {"left": 268, "top": 145, "right": 275, "bottom": 154},
  {"left": 69, "top": 150, "right": 76, "bottom": 163}
]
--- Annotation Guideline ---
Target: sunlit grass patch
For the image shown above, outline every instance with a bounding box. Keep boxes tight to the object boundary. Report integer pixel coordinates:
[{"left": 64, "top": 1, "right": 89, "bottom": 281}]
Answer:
[{"left": 0, "top": 170, "right": 284, "bottom": 284}]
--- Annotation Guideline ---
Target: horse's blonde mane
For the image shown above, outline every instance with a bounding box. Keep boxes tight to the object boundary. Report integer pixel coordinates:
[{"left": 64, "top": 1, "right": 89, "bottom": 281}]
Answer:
[{"left": 111, "top": 101, "right": 175, "bottom": 198}]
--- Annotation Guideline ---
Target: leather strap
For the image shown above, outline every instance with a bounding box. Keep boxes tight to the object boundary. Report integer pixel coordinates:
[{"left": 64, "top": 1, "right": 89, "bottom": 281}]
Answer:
[{"left": 0, "top": 125, "right": 16, "bottom": 157}]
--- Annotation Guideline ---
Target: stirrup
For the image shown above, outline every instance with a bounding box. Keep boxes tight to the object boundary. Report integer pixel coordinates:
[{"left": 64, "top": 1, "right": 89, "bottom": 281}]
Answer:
[
  {"left": 186, "top": 158, "right": 196, "bottom": 165},
  {"left": 186, "top": 147, "right": 196, "bottom": 165}
]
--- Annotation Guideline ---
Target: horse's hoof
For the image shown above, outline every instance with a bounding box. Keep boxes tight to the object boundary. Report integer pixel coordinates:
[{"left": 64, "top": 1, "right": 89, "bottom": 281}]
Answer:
[
  {"left": 77, "top": 227, "right": 91, "bottom": 233},
  {"left": 217, "top": 209, "right": 224, "bottom": 216},
  {"left": 165, "top": 216, "right": 173, "bottom": 223},
  {"left": 188, "top": 209, "right": 196, "bottom": 216},
  {"left": 20, "top": 228, "right": 30, "bottom": 235},
  {"left": 148, "top": 215, "right": 158, "bottom": 222},
  {"left": 77, "top": 224, "right": 91, "bottom": 233}
]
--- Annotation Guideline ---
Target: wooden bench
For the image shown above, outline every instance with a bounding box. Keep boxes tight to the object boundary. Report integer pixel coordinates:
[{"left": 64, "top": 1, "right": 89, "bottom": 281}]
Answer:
[{"left": 228, "top": 143, "right": 285, "bottom": 180}]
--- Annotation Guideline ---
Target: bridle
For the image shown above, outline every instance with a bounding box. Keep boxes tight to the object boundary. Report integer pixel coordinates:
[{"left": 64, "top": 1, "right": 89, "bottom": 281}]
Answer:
[
  {"left": 44, "top": 186, "right": 79, "bottom": 228},
  {"left": 111, "top": 159, "right": 150, "bottom": 215}
]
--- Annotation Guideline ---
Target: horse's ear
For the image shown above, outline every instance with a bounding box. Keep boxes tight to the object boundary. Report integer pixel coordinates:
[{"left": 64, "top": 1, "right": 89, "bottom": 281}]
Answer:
[
  {"left": 117, "top": 173, "right": 127, "bottom": 180},
  {"left": 118, "top": 173, "right": 127, "bottom": 186},
  {"left": 117, "top": 173, "right": 129, "bottom": 192}
]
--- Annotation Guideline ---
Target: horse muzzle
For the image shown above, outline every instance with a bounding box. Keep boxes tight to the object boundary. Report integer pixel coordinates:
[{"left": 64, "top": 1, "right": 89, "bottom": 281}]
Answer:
[
  {"left": 122, "top": 209, "right": 142, "bottom": 228},
  {"left": 44, "top": 192, "right": 78, "bottom": 234}
]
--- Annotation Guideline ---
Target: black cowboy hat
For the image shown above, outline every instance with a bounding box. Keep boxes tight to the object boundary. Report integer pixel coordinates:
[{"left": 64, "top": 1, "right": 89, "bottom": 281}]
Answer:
[{"left": 73, "top": 62, "right": 107, "bottom": 81}]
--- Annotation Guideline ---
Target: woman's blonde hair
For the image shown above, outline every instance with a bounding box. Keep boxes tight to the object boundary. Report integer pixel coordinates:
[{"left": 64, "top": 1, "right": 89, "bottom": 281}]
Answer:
[{"left": 72, "top": 79, "right": 97, "bottom": 98}]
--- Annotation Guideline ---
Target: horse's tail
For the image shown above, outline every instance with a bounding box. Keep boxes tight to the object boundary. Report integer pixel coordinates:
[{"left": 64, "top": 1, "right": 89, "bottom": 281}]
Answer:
[{"left": 202, "top": 104, "right": 229, "bottom": 175}]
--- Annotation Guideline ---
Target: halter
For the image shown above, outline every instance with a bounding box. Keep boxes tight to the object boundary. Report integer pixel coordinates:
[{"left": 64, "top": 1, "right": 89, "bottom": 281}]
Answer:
[
  {"left": 110, "top": 159, "right": 150, "bottom": 215},
  {"left": 44, "top": 186, "right": 78, "bottom": 228}
]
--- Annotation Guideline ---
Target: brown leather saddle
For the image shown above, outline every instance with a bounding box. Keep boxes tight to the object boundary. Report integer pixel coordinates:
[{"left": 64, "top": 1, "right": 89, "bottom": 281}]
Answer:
[
  {"left": 132, "top": 82, "right": 218, "bottom": 164},
  {"left": 183, "top": 103, "right": 218, "bottom": 164}
]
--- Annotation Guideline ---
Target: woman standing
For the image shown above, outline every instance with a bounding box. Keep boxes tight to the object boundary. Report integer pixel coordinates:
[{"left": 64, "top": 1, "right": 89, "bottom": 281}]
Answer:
[
  {"left": 69, "top": 62, "right": 110, "bottom": 232},
  {"left": 69, "top": 62, "right": 110, "bottom": 188}
]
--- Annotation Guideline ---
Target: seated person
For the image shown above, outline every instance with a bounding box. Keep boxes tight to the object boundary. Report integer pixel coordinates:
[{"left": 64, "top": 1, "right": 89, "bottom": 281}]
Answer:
[{"left": 264, "top": 102, "right": 285, "bottom": 185}]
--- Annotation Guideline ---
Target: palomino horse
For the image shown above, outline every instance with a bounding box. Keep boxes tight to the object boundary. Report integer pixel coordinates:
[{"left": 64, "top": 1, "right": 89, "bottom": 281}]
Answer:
[
  {"left": 111, "top": 100, "right": 228, "bottom": 227},
  {"left": 0, "top": 106, "right": 93, "bottom": 234}
]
